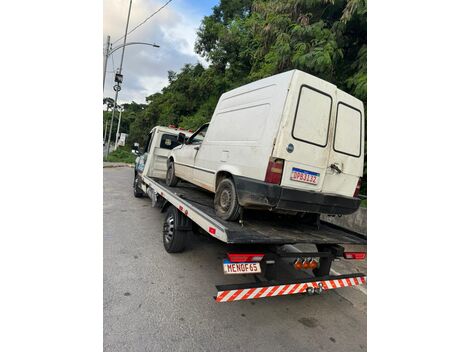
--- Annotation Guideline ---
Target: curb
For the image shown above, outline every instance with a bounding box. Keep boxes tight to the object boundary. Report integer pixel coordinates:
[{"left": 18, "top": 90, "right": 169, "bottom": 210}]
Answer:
[{"left": 103, "top": 163, "right": 133, "bottom": 168}]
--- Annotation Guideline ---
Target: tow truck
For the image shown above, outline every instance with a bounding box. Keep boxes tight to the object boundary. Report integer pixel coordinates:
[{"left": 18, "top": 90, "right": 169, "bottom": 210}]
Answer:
[{"left": 133, "top": 126, "right": 366, "bottom": 303}]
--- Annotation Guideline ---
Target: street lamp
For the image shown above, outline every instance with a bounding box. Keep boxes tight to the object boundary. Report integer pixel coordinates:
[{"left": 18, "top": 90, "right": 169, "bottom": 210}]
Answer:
[
  {"left": 105, "top": 0, "right": 132, "bottom": 160},
  {"left": 103, "top": 41, "right": 160, "bottom": 91},
  {"left": 103, "top": 0, "right": 160, "bottom": 160}
]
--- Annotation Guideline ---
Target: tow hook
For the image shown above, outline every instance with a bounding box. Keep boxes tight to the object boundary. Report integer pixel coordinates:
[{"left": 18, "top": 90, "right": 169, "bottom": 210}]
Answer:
[{"left": 306, "top": 282, "right": 323, "bottom": 296}]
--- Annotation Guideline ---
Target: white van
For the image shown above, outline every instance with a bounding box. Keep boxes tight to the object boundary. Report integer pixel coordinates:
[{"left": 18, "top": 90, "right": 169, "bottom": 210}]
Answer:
[{"left": 166, "top": 69, "right": 364, "bottom": 221}]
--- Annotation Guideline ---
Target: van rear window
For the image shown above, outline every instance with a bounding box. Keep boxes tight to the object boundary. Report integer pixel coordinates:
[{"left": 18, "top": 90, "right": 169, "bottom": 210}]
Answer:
[
  {"left": 333, "top": 103, "right": 362, "bottom": 157},
  {"left": 292, "top": 86, "right": 332, "bottom": 147}
]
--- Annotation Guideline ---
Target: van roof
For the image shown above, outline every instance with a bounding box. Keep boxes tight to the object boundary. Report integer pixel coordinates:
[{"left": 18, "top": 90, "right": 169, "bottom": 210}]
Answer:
[{"left": 219, "top": 69, "right": 363, "bottom": 106}]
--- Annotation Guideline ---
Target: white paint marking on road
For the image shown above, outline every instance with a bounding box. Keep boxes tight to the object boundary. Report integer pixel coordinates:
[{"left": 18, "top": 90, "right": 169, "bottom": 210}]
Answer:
[{"left": 330, "top": 268, "right": 367, "bottom": 295}]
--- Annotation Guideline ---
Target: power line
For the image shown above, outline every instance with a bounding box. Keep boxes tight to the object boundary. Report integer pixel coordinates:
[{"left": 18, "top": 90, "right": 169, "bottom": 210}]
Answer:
[{"left": 112, "top": 0, "right": 174, "bottom": 45}]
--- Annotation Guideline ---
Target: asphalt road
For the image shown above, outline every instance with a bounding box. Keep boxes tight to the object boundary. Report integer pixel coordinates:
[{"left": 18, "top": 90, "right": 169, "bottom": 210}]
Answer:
[{"left": 104, "top": 167, "right": 367, "bottom": 352}]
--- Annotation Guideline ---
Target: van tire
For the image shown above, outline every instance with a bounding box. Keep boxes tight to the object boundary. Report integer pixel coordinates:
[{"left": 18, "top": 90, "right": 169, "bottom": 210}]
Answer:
[
  {"left": 163, "top": 206, "right": 189, "bottom": 253},
  {"left": 133, "top": 176, "right": 144, "bottom": 198},
  {"left": 214, "top": 177, "right": 241, "bottom": 221},
  {"left": 166, "top": 160, "right": 179, "bottom": 187}
]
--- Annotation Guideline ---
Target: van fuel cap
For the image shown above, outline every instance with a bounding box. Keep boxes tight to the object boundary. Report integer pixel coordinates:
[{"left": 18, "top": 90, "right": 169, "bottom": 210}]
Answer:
[{"left": 286, "top": 143, "right": 294, "bottom": 153}]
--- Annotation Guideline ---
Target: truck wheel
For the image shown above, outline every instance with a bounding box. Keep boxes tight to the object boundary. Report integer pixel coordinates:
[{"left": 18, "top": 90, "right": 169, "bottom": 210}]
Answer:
[
  {"left": 214, "top": 177, "right": 241, "bottom": 221},
  {"left": 133, "top": 176, "right": 144, "bottom": 198},
  {"left": 166, "top": 160, "right": 179, "bottom": 187},
  {"left": 163, "top": 206, "right": 190, "bottom": 253}
]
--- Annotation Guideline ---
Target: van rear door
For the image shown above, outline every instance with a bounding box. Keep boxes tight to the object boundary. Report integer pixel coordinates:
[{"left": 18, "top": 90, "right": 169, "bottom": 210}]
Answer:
[
  {"left": 274, "top": 74, "right": 337, "bottom": 193},
  {"left": 321, "top": 90, "right": 364, "bottom": 197}
]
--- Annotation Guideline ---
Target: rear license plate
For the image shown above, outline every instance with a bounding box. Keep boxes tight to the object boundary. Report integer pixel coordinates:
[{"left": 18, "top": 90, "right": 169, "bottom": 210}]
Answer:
[
  {"left": 223, "top": 260, "right": 261, "bottom": 275},
  {"left": 291, "top": 167, "right": 320, "bottom": 185}
]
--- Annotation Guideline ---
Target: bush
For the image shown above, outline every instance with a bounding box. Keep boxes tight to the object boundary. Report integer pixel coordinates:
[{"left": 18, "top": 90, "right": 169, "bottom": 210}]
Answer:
[{"left": 105, "top": 147, "right": 137, "bottom": 164}]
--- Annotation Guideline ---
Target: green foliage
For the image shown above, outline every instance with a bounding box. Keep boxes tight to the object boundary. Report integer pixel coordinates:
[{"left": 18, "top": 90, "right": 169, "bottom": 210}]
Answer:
[
  {"left": 103, "top": 0, "right": 367, "bottom": 189},
  {"left": 105, "top": 146, "right": 137, "bottom": 164}
]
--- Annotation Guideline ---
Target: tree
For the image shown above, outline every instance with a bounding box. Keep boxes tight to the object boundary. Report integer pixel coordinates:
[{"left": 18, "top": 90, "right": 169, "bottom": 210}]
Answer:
[{"left": 120, "top": 0, "right": 367, "bottom": 185}]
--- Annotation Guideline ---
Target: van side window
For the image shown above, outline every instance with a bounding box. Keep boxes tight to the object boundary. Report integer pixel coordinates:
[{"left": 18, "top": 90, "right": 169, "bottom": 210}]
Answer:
[
  {"left": 292, "top": 86, "right": 332, "bottom": 147},
  {"left": 188, "top": 124, "right": 208, "bottom": 145},
  {"left": 333, "top": 103, "right": 362, "bottom": 157},
  {"left": 159, "top": 134, "right": 180, "bottom": 150}
]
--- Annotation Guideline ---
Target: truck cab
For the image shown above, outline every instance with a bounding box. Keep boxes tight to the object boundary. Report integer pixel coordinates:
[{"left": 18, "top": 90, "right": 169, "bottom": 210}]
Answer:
[{"left": 134, "top": 126, "right": 190, "bottom": 189}]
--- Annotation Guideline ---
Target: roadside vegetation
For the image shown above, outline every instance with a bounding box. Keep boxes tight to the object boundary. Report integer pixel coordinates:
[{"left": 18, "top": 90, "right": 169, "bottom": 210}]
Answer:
[
  {"left": 105, "top": 146, "right": 136, "bottom": 164},
  {"left": 104, "top": 0, "right": 367, "bottom": 194}
]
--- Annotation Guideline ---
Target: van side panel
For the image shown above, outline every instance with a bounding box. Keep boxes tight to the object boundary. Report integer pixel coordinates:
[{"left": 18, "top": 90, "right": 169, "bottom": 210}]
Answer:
[{"left": 193, "top": 71, "right": 294, "bottom": 191}]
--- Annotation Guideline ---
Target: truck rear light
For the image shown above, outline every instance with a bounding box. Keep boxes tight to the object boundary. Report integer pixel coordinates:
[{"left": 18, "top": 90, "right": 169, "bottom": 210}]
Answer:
[
  {"left": 354, "top": 178, "right": 362, "bottom": 197},
  {"left": 294, "top": 258, "right": 318, "bottom": 269},
  {"left": 227, "top": 253, "right": 265, "bottom": 263},
  {"left": 264, "top": 157, "right": 284, "bottom": 185},
  {"left": 343, "top": 252, "right": 366, "bottom": 260}
]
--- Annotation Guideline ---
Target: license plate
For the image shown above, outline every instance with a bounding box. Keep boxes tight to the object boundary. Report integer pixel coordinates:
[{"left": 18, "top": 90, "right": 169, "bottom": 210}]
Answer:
[
  {"left": 290, "top": 167, "right": 320, "bottom": 185},
  {"left": 223, "top": 260, "right": 261, "bottom": 275}
]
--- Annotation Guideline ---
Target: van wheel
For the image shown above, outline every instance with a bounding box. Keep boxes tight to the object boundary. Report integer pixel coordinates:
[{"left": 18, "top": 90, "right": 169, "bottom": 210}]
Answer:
[
  {"left": 133, "top": 176, "right": 144, "bottom": 198},
  {"left": 163, "top": 206, "right": 190, "bottom": 253},
  {"left": 166, "top": 160, "right": 179, "bottom": 187},
  {"left": 214, "top": 177, "right": 241, "bottom": 221}
]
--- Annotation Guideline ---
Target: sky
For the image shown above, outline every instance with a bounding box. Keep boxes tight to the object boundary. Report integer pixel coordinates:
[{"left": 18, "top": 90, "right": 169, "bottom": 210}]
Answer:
[{"left": 103, "top": 0, "right": 218, "bottom": 104}]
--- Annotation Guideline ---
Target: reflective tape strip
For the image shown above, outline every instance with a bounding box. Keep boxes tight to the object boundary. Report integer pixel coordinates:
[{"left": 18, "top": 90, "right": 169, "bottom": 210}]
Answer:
[{"left": 216, "top": 276, "right": 366, "bottom": 302}]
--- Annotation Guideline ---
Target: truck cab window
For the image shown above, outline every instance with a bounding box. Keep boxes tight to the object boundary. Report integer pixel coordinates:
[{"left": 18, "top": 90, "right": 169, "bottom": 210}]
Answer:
[{"left": 159, "top": 134, "right": 180, "bottom": 150}]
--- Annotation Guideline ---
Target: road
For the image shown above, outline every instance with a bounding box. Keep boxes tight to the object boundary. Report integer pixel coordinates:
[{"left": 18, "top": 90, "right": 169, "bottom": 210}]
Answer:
[{"left": 104, "top": 167, "right": 367, "bottom": 352}]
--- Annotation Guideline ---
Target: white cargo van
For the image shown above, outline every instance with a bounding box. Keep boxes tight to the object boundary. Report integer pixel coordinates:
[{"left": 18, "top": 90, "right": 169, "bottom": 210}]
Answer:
[{"left": 166, "top": 69, "right": 364, "bottom": 221}]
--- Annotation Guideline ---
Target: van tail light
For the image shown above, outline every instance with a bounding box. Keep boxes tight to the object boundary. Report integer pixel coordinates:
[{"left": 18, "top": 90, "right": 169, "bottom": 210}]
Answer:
[
  {"left": 354, "top": 178, "right": 362, "bottom": 197},
  {"left": 265, "top": 157, "right": 284, "bottom": 185},
  {"left": 227, "top": 253, "right": 264, "bottom": 263},
  {"left": 343, "top": 252, "right": 366, "bottom": 260}
]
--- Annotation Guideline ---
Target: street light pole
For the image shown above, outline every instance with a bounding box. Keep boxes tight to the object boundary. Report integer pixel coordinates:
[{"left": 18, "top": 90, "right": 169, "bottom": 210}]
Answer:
[
  {"left": 102, "top": 41, "right": 159, "bottom": 92},
  {"left": 114, "top": 106, "right": 123, "bottom": 150},
  {"left": 103, "top": 35, "right": 110, "bottom": 91},
  {"left": 106, "top": 0, "right": 133, "bottom": 160}
]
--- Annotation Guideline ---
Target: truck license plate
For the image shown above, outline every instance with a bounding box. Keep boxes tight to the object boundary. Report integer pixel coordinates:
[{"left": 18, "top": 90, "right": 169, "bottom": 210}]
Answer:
[
  {"left": 223, "top": 260, "right": 261, "bottom": 275},
  {"left": 291, "top": 167, "right": 320, "bottom": 185}
]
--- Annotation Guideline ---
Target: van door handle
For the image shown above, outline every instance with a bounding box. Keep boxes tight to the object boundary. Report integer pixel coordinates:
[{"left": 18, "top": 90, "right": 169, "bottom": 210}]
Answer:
[
  {"left": 330, "top": 163, "right": 342, "bottom": 174},
  {"left": 194, "top": 146, "right": 200, "bottom": 151}
]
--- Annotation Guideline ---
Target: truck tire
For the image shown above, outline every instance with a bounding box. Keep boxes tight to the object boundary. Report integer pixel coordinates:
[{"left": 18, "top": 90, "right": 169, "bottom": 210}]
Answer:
[
  {"left": 133, "top": 176, "right": 144, "bottom": 198},
  {"left": 214, "top": 177, "right": 241, "bottom": 221},
  {"left": 163, "top": 206, "right": 190, "bottom": 253},
  {"left": 166, "top": 160, "right": 179, "bottom": 187}
]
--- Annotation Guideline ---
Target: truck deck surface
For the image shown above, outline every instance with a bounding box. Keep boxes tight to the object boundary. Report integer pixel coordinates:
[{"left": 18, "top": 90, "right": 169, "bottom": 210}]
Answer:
[{"left": 148, "top": 177, "right": 366, "bottom": 245}]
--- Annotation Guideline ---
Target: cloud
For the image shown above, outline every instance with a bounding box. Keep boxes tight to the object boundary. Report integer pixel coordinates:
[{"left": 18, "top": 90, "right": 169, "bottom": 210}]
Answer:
[{"left": 103, "top": 0, "right": 208, "bottom": 104}]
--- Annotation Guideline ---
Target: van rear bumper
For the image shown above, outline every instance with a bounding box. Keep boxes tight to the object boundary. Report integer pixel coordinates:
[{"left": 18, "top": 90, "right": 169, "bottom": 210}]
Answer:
[{"left": 233, "top": 175, "right": 360, "bottom": 215}]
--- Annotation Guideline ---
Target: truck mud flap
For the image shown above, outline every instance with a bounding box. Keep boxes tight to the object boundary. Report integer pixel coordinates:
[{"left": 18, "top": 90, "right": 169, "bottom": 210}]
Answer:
[{"left": 215, "top": 273, "right": 366, "bottom": 302}]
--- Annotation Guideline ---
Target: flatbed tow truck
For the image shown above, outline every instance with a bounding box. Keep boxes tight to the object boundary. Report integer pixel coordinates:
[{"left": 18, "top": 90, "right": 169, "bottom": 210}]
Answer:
[{"left": 134, "top": 172, "right": 366, "bottom": 303}]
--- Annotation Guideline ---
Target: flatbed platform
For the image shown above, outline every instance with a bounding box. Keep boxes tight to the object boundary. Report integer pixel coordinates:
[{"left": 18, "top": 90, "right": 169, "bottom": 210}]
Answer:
[{"left": 144, "top": 177, "right": 366, "bottom": 246}]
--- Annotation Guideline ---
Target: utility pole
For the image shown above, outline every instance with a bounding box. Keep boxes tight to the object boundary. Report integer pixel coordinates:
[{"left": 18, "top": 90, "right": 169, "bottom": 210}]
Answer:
[
  {"left": 106, "top": 0, "right": 132, "bottom": 159},
  {"left": 114, "top": 106, "right": 123, "bottom": 151},
  {"left": 104, "top": 120, "right": 108, "bottom": 143},
  {"left": 103, "top": 35, "right": 111, "bottom": 92}
]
